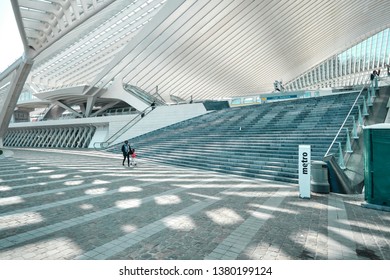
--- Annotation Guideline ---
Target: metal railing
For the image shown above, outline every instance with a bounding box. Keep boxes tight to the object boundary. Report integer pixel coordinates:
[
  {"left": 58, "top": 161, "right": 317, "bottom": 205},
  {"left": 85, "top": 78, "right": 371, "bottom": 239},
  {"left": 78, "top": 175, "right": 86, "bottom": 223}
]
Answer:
[
  {"left": 324, "top": 85, "right": 367, "bottom": 159},
  {"left": 124, "top": 84, "right": 166, "bottom": 106}
]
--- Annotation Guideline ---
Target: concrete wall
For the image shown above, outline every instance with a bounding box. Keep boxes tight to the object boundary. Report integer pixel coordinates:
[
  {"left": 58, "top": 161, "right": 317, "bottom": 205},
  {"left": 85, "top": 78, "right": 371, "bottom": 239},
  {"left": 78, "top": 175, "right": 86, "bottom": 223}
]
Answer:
[
  {"left": 88, "top": 125, "right": 108, "bottom": 148},
  {"left": 112, "top": 103, "right": 209, "bottom": 145},
  {"left": 8, "top": 103, "right": 209, "bottom": 148}
]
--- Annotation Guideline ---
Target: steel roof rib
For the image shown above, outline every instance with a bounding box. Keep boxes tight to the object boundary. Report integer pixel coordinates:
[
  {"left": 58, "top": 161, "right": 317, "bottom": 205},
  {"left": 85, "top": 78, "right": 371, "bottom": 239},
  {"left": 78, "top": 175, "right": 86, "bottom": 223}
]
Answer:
[
  {"left": 133, "top": 0, "right": 267, "bottom": 97},
  {"left": 163, "top": 0, "right": 292, "bottom": 97},
  {"left": 47, "top": 3, "right": 143, "bottom": 78},
  {"left": 17, "top": 0, "right": 116, "bottom": 58},
  {"left": 59, "top": 2, "right": 162, "bottom": 86},
  {"left": 124, "top": 0, "right": 248, "bottom": 93},
  {"left": 82, "top": 0, "right": 190, "bottom": 96},
  {"left": 5, "top": 0, "right": 390, "bottom": 104},
  {"left": 122, "top": 0, "right": 229, "bottom": 92},
  {"left": 148, "top": 1, "right": 280, "bottom": 98}
]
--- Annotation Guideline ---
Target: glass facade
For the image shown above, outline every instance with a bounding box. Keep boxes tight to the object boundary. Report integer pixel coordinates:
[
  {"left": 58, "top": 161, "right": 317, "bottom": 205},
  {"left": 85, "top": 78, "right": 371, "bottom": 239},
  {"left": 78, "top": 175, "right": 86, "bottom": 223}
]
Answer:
[
  {"left": 285, "top": 28, "right": 390, "bottom": 91},
  {"left": 18, "top": 91, "right": 38, "bottom": 102}
]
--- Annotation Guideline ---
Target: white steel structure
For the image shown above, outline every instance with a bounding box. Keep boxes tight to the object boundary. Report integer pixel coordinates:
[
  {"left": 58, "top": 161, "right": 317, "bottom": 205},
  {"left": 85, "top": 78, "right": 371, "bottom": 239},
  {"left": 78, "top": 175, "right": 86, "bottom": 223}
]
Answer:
[
  {"left": 285, "top": 28, "right": 390, "bottom": 91},
  {"left": 1, "top": 0, "right": 390, "bottom": 146}
]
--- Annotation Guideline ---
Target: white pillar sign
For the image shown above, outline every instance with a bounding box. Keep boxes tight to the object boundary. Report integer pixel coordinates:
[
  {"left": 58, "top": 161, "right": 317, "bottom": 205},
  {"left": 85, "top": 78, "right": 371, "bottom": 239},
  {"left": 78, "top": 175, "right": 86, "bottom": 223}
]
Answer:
[{"left": 299, "top": 145, "right": 311, "bottom": 198}]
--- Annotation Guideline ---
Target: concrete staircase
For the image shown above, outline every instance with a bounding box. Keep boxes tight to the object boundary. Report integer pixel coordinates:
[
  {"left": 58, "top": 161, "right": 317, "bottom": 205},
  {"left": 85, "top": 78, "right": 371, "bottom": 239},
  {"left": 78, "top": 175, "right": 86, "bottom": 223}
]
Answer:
[{"left": 108, "top": 91, "right": 362, "bottom": 184}]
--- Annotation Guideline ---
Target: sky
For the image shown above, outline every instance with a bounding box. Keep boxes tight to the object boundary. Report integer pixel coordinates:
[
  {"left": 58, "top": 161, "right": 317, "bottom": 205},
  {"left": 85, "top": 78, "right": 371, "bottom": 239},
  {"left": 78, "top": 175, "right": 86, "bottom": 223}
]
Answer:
[{"left": 0, "top": 0, "right": 24, "bottom": 73}]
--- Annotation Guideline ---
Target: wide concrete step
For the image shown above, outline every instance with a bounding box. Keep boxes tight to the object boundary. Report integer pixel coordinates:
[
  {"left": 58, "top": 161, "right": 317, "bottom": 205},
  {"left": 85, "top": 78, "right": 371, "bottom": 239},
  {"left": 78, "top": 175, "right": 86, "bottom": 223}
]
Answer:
[
  {"left": 140, "top": 155, "right": 299, "bottom": 184},
  {"left": 108, "top": 91, "right": 362, "bottom": 184}
]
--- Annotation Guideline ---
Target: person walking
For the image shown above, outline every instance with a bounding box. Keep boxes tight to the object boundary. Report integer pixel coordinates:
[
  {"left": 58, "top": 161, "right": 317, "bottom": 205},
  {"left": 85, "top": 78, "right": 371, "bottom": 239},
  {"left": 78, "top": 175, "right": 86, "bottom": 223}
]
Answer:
[{"left": 121, "top": 140, "right": 131, "bottom": 166}]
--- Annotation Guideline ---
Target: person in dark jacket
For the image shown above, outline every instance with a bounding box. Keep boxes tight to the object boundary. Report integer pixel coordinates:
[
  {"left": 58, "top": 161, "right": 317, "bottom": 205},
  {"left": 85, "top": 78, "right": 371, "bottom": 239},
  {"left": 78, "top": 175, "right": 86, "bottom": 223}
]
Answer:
[{"left": 121, "top": 140, "right": 131, "bottom": 166}]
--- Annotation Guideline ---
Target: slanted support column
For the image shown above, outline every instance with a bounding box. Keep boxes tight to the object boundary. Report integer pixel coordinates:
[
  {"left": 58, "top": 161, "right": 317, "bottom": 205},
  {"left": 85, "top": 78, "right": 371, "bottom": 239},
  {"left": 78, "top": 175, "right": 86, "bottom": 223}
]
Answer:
[
  {"left": 357, "top": 105, "right": 364, "bottom": 126},
  {"left": 52, "top": 100, "right": 84, "bottom": 118},
  {"left": 345, "top": 128, "right": 353, "bottom": 153},
  {"left": 90, "top": 101, "right": 120, "bottom": 117},
  {"left": 362, "top": 96, "right": 369, "bottom": 116},
  {"left": 370, "top": 84, "right": 376, "bottom": 99},
  {"left": 351, "top": 116, "right": 359, "bottom": 139},
  {"left": 0, "top": 59, "right": 33, "bottom": 148},
  {"left": 79, "top": 103, "right": 86, "bottom": 115},
  {"left": 101, "top": 76, "right": 149, "bottom": 112},
  {"left": 85, "top": 95, "right": 98, "bottom": 117},
  {"left": 367, "top": 89, "right": 374, "bottom": 106},
  {"left": 337, "top": 142, "right": 346, "bottom": 169}
]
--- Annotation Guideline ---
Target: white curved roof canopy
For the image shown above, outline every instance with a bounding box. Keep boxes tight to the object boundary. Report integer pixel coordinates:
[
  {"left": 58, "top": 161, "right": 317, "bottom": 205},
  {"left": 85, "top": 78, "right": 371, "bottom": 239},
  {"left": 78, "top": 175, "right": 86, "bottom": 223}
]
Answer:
[{"left": 11, "top": 0, "right": 390, "bottom": 102}]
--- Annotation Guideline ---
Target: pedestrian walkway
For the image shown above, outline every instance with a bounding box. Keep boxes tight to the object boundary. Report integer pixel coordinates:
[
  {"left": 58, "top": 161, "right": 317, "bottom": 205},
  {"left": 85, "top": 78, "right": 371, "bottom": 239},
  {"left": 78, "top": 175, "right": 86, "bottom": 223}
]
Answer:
[{"left": 0, "top": 148, "right": 389, "bottom": 260}]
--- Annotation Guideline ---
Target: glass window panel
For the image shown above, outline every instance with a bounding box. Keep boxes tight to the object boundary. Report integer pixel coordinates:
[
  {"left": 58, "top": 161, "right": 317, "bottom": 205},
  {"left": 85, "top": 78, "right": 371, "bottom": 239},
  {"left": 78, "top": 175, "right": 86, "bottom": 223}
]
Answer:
[
  {"left": 351, "top": 45, "right": 357, "bottom": 73},
  {"left": 372, "top": 33, "right": 378, "bottom": 67},
  {"left": 358, "top": 42, "right": 363, "bottom": 72},
  {"left": 330, "top": 57, "right": 334, "bottom": 79},
  {"left": 286, "top": 29, "right": 390, "bottom": 91},
  {"left": 379, "top": 31, "right": 384, "bottom": 66},
  {"left": 325, "top": 62, "right": 328, "bottom": 80},
  {"left": 317, "top": 65, "right": 321, "bottom": 82},
  {"left": 342, "top": 51, "right": 347, "bottom": 76},
  {"left": 243, "top": 97, "right": 254, "bottom": 104},
  {"left": 338, "top": 54, "right": 341, "bottom": 76},
  {"left": 231, "top": 98, "right": 241, "bottom": 105},
  {"left": 385, "top": 28, "right": 390, "bottom": 65},
  {"left": 311, "top": 69, "right": 317, "bottom": 85},
  {"left": 319, "top": 64, "right": 323, "bottom": 81},
  {"left": 358, "top": 41, "right": 364, "bottom": 71},
  {"left": 366, "top": 37, "right": 372, "bottom": 70},
  {"left": 380, "top": 29, "right": 388, "bottom": 67},
  {"left": 338, "top": 53, "right": 342, "bottom": 76},
  {"left": 358, "top": 43, "right": 363, "bottom": 72},
  {"left": 346, "top": 48, "right": 351, "bottom": 75},
  {"left": 323, "top": 61, "right": 328, "bottom": 80},
  {"left": 376, "top": 31, "right": 383, "bottom": 67},
  {"left": 363, "top": 38, "right": 368, "bottom": 70}
]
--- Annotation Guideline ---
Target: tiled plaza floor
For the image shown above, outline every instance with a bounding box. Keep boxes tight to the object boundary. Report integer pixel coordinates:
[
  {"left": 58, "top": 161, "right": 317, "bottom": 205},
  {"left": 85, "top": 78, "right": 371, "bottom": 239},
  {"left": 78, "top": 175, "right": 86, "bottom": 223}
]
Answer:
[{"left": 0, "top": 148, "right": 389, "bottom": 260}]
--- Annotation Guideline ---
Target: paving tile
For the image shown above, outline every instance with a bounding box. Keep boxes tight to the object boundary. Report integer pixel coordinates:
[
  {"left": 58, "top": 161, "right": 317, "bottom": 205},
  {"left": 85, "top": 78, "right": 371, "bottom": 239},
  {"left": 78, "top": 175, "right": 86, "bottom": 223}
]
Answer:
[{"left": 0, "top": 148, "right": 390, "bottom": 260}]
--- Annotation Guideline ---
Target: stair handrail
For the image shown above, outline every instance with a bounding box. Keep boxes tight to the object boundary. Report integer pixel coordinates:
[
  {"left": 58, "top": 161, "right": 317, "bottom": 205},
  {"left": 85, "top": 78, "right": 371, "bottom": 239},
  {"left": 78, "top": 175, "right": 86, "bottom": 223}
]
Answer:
[
  {"left": 93, "top": 106, "right": 154, "bottom": 150},
  {"left": 124, "top": 84, "right": 166, "bottom": 106},
  {"left": 324, "top": 85, "right": 367, "bottom": 158},
  {"left": 152, "top": 90, "right": 167, "bottom": 105}
]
